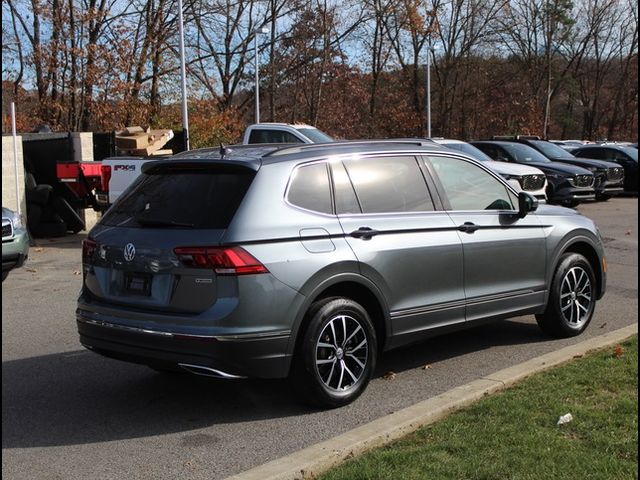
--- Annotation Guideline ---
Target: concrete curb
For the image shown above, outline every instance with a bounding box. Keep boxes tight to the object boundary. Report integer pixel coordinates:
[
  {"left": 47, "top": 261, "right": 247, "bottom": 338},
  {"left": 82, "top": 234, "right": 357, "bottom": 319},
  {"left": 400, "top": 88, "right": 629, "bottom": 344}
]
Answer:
[{"left": 226, "top": 323, "right": 638, "bottom": 480}]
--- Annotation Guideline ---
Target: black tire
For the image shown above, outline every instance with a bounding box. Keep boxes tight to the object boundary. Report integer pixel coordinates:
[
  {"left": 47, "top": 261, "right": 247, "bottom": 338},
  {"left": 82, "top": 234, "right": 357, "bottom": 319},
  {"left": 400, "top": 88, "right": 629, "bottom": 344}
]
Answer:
[
  {"left": 52, "top": 196, "right": 85, "bottom": 233},
  {"left": 1, "top": 271, "right": 9, "bottom": 282},
  {"left": 562, "top": 200, "right": 579, "bottom": 208},
  {"left": 595, "top": 193, "right": 611, "bottom": 201},
  {"left": 291, "top": 297, "right": 377, "bottom": 408},
  {"left": 25, "top": 184, "right": 52, "bottom": 207},
  {"left": 536, "top": 253, "right": 597, "bottom": 338},
  {"left": 27, "top": 204, "right": 43, "bottom": 231}
]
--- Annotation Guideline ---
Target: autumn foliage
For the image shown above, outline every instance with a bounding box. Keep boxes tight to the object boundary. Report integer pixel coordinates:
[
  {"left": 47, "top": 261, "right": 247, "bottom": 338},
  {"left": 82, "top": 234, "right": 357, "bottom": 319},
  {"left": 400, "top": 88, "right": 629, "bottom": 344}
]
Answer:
[{"left": 2, "top": 0, "right": 637, "bottom": 143}]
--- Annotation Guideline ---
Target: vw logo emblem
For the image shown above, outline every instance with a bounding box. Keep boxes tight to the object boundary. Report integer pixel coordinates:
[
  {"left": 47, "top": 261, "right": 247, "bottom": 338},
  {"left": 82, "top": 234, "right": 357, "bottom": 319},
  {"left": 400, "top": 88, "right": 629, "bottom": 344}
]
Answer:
[{"left": 124, "top": 243, "right": 136, "bottom": 262}]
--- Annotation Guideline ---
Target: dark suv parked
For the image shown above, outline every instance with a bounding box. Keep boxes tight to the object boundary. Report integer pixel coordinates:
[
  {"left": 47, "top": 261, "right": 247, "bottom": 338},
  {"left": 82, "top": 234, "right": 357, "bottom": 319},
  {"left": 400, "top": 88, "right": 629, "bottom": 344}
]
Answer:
[
  {"left": 77, "top": 141, "right": 607, "bottom": 407},
  {"left": 493, "top": 137, "right": 624, "bottom": 200},
  {"left": 472, "top": 140, "right": 595, "bottom": 207},
  {"left": 571, "top": 144, "right": 638, "bottom": 192}
]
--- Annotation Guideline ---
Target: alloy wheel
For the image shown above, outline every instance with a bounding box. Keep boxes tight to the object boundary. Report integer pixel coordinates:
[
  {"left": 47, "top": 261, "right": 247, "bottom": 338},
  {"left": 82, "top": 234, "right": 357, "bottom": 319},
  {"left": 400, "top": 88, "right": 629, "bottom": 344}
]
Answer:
[
  {"left": 559, "top": 266, "right": 593, "bottom": 327},
  {"left": 315, "top": 314, "right": 369, "bottom": 391}
]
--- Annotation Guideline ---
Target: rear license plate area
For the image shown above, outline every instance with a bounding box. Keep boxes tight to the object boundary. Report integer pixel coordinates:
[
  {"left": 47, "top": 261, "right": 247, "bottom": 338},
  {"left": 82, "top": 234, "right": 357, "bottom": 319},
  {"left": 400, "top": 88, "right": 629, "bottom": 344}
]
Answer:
[{"left": 124, "top": 272, "right": 151, "bottom": 296}]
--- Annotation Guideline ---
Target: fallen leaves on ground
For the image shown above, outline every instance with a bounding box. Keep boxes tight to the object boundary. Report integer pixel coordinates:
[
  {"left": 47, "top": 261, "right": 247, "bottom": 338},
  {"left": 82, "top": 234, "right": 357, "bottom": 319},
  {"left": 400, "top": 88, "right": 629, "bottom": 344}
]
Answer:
[
  {"left": 73, "top": 270, "right": 82, "bottom": 275},
  {"left": 383, "top": 371, "right": 397, "bottom": 380},
  {"left": 34, "top": 247, "right": 44, "bottom": 252},
  {"left": 422, "top": 364, "right": 433, "bottom": 370},
  {"left": 599, "top": 322, "right": 607, "bottom": 328},
  {"left": 614, "top": 345, "right": 624, "bottom": 358},
  {"left": 25, "top": 268, "right": 37, "bottom": 273}
]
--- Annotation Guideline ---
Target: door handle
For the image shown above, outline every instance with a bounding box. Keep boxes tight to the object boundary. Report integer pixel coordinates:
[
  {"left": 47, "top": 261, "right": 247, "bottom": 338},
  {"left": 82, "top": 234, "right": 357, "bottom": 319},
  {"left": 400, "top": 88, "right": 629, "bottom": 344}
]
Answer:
[
  {"left": 350, "top": 227, "right": 379, "bottom": 240},
  {"left": 458, "top": 222, "right": 479, "bottom": 233}
]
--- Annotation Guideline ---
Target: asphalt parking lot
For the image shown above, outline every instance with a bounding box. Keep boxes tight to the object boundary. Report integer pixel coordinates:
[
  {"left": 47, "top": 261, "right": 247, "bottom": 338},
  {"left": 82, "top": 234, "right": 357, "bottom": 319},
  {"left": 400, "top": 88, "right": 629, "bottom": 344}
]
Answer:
[{"left": 2, "top": 197, "right": 637, "bottom": 480}]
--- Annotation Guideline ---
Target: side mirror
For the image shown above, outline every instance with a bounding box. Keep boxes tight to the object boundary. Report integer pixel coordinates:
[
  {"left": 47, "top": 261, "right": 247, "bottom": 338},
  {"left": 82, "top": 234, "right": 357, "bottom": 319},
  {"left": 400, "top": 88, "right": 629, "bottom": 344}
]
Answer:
[{"left": 518, "top": 191, "right": 538, "bottom": 218}]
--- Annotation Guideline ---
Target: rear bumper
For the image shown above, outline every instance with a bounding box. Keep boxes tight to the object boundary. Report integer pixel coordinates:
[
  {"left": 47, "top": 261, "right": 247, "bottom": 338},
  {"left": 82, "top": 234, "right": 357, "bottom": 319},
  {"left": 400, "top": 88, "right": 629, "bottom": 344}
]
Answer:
[{"left": 76, "top": 309, "right": 292, "bottom": 379}]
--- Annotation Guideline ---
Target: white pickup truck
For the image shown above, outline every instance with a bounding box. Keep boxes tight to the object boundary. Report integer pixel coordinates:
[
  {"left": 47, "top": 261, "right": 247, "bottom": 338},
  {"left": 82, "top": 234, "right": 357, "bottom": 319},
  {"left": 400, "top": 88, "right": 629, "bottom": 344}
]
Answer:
[{"left": 97, "top": 123, "right": 333, "bottom": 208}]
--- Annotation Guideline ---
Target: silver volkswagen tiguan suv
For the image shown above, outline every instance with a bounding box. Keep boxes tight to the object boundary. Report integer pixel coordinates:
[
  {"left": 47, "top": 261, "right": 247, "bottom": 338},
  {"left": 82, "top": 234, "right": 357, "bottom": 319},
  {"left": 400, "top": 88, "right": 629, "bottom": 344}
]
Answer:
[{"left": 77, "top": 141, "right": 607, "bottom": 407}]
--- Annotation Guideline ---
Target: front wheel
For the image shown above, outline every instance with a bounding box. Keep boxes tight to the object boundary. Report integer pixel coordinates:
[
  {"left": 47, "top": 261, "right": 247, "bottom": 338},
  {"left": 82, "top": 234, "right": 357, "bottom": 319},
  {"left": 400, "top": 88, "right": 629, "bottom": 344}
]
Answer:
[
  {"left": 536, "top": 253, "right": 597, "bottom": 337},
  {"left": 291, "top": 298, "right": 377, "bottom": 408},
  {"left": 595, "top": 193, "right": 611, "bottom": 201},
  {"left": 1, "top": 270, "right": 9, "bottom": 282}
]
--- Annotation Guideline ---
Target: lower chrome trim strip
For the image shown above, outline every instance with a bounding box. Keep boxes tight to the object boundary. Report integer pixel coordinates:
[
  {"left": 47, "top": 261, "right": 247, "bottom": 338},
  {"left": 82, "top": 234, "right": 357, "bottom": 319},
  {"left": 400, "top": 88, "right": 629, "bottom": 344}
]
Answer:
[
  {"left": 77, "top": 314, "right": 291, "bottom": 341},
  {"left": 390, "top": 289, "right": 541, "bottom": 318}
]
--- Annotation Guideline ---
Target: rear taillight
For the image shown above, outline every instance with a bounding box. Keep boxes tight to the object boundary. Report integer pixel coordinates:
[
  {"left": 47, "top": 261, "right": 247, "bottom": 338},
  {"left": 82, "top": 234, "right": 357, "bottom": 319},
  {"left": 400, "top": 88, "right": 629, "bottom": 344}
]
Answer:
[
  {"left": 174, "top": 246, "right": 268, "bottom": 275},
  {"left": 100, "top": 165, "right": 112, "bottom": 191},
  {"left": 82, "top": 238, "right": 98, "bottom": 262}
]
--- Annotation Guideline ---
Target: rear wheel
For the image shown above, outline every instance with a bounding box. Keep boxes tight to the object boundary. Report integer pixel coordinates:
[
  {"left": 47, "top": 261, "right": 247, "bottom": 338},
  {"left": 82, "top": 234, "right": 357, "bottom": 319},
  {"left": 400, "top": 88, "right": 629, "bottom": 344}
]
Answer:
[
  {"left": 1, "top": 271, "right": 9, "bottom": 282},
  {"left": 536, "top": 253, "right": 596, "bottom": 337},
  {"left": 291, "top": 298, "right": 377, "bottom": 408}
]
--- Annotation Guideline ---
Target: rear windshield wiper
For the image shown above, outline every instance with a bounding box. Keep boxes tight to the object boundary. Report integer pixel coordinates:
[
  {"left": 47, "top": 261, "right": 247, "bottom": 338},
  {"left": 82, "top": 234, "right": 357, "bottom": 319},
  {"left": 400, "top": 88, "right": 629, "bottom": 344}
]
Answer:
[{"left": 134, "top": 214, "right": 194, "bottom": 228}]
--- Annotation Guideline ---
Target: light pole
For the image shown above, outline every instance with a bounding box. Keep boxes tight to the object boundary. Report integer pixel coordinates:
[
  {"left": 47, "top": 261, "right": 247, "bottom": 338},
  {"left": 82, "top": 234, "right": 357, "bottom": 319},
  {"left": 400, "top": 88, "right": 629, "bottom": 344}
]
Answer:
[
  {"left": 254, "top": 27, "right": 269, "bottom": 124},
  {"left": 177, "top": 0, "right": 189, "bottom": 150},
  {"left": 425, "top": 35, "right": 432, "bottom": 138}
]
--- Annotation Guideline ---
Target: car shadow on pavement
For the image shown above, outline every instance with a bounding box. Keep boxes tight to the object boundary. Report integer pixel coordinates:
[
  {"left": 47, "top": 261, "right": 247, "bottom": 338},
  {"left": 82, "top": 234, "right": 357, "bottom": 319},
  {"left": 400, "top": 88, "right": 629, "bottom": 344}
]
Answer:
[
  {"left": 1, "top": 350, "right": 309, "bottom": 449},
  {"left": 2, "top": 317, "right": 548, "bottom": 450},
  {"left": 374, "top": 317, "right": 549, "bottom": 376}
]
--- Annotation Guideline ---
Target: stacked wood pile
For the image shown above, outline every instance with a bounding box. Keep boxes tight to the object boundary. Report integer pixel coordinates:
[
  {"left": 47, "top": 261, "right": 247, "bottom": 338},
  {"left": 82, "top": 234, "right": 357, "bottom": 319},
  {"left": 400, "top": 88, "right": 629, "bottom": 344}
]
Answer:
[{"left": 115, "top": 126, "right": 174, "bottom": 156}]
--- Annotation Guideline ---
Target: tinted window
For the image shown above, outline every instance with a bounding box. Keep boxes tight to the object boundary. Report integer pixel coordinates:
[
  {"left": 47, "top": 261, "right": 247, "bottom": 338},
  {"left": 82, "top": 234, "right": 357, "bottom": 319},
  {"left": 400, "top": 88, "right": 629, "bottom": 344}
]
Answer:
[
  {"left": 297, "top": 128, "right": 334, "bottom": 143},
  {"left": 473, "top": 143, "right": 503, "bottom": 160},
  {"left": 343, "top": 156, "right": 434, "bottom": 213},
  {"left": 288, "top": 163, "right": 332, "bottom": 214},
  {"left": 427, "top": 156, "right": 514, "bottom": 211},
  {"left": 330, "top": 161, "right": 361, "bottom": 214},
  {"left": 101, "top": 165, "right": 255, "bottom": 229},
  {"left": 502, "top": 144, "right": 551, "bottom": 163},
  {"left": 445, "top": 142, "right": 494, "bottom": 162},
  {"left": 248, "top": 129, "right": 304, "bottom": 144},
  {"left": 528, "top": 140, "right": 574, "bottom": 159},
  {"left": 575, "top": 148, "right": 605, "bottom": 159}
]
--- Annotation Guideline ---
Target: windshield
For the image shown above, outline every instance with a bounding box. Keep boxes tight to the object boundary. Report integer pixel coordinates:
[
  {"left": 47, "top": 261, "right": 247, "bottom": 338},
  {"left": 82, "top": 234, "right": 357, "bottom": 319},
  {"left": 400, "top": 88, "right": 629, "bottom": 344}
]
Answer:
[
  {"left": 620, "top": 146, "right": 638, "bottom": 161},
  {"left": 503, "top": 143, "right": 552, "bottom": 163},
  {"left": 298, "top": 128, "right": 334, "bottom": 143},
  {"left": 445, "top": 142, "right": 494, "bottom": 162},
  {"left": 529, "top": 140, "right": 574, "bottom": 159}
]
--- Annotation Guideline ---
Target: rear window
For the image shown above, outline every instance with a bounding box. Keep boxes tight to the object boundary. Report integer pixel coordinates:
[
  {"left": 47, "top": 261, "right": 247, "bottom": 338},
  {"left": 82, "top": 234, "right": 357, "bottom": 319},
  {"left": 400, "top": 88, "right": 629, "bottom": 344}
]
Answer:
[
  {"left": 287, "top": 163, "right": 332, "bottom": 214},
  {"left": 248, "top": 129, "right": 304, "bottom": 144},
  {"left": 101, "top": 165, "right": 255, "bottom": 229}
]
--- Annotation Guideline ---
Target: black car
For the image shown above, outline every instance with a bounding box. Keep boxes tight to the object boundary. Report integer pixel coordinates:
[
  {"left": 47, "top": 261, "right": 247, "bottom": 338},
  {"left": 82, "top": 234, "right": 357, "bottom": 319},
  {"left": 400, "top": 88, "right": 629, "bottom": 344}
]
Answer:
[
  {"left": 571, "top": 144, "right": 638, "bottom": 192},
  {"left": 472, "top": 141, "right": 595, "bottom": 207},
  {"left": 496, "top": 137, "right": 625, "bottom": 201}
]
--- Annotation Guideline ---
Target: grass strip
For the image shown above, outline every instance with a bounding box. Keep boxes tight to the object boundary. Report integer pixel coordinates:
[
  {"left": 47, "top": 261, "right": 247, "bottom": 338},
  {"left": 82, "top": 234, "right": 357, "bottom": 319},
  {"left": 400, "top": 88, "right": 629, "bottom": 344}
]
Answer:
[{"left": 319, "top": 336, "right": 638, "bottom": 480}]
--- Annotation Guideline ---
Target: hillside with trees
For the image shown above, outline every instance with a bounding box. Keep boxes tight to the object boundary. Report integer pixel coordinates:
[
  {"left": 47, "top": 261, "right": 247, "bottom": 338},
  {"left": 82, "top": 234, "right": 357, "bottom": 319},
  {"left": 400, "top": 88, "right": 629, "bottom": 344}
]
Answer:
[{"left": 2, "top": 0, "right": 637, "bottom": 146}]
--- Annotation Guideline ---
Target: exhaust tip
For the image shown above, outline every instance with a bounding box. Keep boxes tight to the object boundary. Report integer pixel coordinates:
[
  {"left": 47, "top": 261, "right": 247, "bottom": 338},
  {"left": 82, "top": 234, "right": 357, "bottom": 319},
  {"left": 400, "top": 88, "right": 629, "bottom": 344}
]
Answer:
[{"left": 178, "top": 363, "right": 246, "bottom": 379}]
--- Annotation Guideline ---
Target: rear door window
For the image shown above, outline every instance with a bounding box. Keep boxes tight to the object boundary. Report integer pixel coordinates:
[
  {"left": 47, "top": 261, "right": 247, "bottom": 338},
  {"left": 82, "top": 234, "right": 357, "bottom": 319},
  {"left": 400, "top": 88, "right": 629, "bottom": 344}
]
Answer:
[
  {"left": 342, "top": 156, "right": 434, "bottom": 213},
  {"left": 101, "top": 164, "right": 255, "bottom": 229}
]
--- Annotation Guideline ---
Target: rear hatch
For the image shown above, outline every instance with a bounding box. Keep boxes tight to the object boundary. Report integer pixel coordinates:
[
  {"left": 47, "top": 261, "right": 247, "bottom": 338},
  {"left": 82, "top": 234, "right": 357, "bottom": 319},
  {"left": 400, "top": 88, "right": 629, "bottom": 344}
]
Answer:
[{"left": 82, "top": 161, "right": 258, "bottom": 314}]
